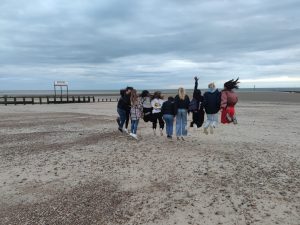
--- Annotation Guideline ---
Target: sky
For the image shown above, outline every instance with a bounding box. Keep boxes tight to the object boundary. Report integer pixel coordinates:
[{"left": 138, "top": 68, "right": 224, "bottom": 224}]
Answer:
[{"left": 0, "top": 0, "right": 300, "bottom": 90}]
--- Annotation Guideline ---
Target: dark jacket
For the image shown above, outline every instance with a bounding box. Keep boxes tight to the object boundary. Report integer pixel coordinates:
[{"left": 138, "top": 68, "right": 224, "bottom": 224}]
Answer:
[
  {"left": 192, "top": 79, "right": 204, "bottom": 112},
  {"left": 117, "top": 94, "right": 131, "bottom": 111},
  {"left": 174, "top": 95, "right": 190, "bottom": 113},
  {"left": 203, "top": 89, "right": 221, "bottom": 114},
  {"left": 161, "top": 100, "right": 176, "bottom": 116}
]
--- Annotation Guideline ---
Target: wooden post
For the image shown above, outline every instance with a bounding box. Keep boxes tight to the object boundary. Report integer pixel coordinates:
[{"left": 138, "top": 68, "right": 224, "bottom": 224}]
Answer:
[
  {"left": 78, "top": 96, "right": 80, "bottom": 102},
  {"left": 47, "top": 96, "right": 49, "bottom": 104},
  {"left": 4, "top": 96, "right": 7, "bottom": 106},
  {"left": 83, "top": 96, "right": 86, "bottom": 102},
  {"left": 23, "top": 97, "right": 26, "bottom": 105},
  {"left": 32, "top": 97, "right": 34, "bottom": 104},
  {"left": 88, "top": 96, "right": 90, "bottom": 102},
  {"left": 72, "top": 96, "right": 75, "bottom": 103},
  {"left": 93, "top": 96, "right": 95, "bottom": 102},
  {"left": 39, "top": 97, "right": 42, "bottom": 104},
  {"left": 14, "top": 97, "right": 17, "bottom": 105},
  {"left": 102, "top": 99, "right": 104, "bottom": 102}
]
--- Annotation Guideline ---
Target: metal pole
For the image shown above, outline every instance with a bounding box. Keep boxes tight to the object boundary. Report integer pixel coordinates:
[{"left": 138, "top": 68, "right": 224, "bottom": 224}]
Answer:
[{"left": 60, "top": 86, "right": 62, "bottom": 102}]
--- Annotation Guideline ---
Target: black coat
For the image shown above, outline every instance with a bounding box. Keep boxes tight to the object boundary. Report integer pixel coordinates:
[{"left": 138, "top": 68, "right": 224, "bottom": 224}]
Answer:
[
  {"left": 174, "top": 95, "right": 190, "bottom": 113},
  {"left": 161, "top": 100, "right": 176, "bottom": 116},
  {"left": 117, "top": 94, "right": 131, "bottom": 111},
  {"left": 203, "top": 90, "right": 221, "bottom": 114}
]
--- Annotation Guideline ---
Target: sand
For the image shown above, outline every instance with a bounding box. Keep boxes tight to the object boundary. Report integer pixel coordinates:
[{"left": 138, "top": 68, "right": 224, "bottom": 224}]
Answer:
[{"left": 0, "top": 99, "right": 299, "bottom": 225}]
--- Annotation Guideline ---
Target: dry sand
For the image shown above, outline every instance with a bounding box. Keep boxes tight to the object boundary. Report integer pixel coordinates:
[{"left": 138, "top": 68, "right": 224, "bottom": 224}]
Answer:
[{"left": 0, "top": 98, "right": 299, "bottom": 225}]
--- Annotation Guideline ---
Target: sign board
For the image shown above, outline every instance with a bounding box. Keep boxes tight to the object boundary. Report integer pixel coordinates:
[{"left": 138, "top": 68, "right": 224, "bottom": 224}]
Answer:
[{"left": 54, "top": 81, "right": 68, "bottom": 86}]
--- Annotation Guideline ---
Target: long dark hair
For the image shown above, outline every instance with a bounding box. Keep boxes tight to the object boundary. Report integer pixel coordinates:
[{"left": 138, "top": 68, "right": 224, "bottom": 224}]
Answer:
[
  {"left": 140, "top": 90, "right": 150, "bottom": 98},
  {"left": 152, "top": 91, "right": 163, "bottom": 100},
  {"left": 224, "top": 78, "right": 240, "bottom": 90}
]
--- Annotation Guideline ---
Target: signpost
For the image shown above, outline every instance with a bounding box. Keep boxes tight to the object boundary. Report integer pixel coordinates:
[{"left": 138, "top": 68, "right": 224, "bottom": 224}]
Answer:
[{"left": 54, "top": 81, "right": 69, "bottom": 101}]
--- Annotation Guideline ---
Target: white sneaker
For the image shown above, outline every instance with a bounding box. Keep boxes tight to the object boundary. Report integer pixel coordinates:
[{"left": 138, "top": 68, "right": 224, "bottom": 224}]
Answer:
[
  {"left": 160, "top": 128, "right": 163, "bottom": 136},
  {"left": 123, "top": 128, "right": 129, "bottom": 133},
  {"left": 153, "top": 129, "right": 156, "bottom": 135},
  {"left": 131, "top": 133, "right": 138, "bottom": 140},
  {"left": 204, "top": 127, "right": 208, "bottom": 135},
  {"left": 210, "top": 126, "right": 214, "bottom": 134}
]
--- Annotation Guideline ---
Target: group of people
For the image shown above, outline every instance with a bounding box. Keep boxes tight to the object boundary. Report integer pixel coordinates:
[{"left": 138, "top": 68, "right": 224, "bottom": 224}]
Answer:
[{"left": 116, "top": 77, "right": 239, "bottom": 140}]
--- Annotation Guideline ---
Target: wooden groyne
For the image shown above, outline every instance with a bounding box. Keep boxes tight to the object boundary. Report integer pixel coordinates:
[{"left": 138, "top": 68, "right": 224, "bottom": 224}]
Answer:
[{"left": 0, "top": 96, "right": 119, "bottom": 105}]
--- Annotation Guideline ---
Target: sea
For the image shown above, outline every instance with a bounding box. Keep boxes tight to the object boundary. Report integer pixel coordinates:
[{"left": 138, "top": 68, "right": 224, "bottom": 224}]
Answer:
[{"left": 0, "top": 88, "right": 300, "bottom": 97}]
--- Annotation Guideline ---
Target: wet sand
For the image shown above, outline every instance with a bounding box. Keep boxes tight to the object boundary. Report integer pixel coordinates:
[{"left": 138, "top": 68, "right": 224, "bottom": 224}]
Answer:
[{"left": 0, "top": 98, "right": 299, "bottom": 224}]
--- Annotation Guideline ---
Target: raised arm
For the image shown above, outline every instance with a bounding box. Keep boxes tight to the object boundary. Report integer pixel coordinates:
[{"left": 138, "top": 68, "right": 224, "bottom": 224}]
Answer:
[{"left": 194, "top": 76, "right": 198, "bottom": 92}]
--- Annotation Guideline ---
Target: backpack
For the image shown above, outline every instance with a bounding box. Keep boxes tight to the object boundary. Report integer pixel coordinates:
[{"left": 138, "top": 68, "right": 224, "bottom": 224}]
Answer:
[{"left": 188, "top": 98, "right": 198, "bottom": 112}]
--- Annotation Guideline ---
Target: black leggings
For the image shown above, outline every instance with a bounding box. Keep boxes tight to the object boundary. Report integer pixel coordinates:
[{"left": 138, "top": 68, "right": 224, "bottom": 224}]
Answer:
[
  {"left": 152, "top": 112, "right": 164, "bottom": 129},
  {"left": 191, "top": 110, "right": 205, "bottom": 128},
  {"left": 143, "top": 108, "right": 153, "bottom": 122}
]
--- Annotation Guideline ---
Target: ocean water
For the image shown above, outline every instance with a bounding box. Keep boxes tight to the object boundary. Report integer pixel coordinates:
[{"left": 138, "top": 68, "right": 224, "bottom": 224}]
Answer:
[{"left": 0, "top": 88, "right": 300, "bottom": 97}]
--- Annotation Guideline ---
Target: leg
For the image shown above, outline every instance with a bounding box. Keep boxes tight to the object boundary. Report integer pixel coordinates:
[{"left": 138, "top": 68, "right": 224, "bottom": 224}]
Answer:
[
  {"left": 131, "top": 120, "right": 135, "bottom": 134},
  {"left": 158, "top": 112, "right": 165, "bottom": 130},
  {"left": 117, "top": 108, "right": 126, "bottom": 129},
  {"left": 176, "top": 111, "right": 182, "bottom": 137},
  {"left": 125, "top": 110, "right": 130, "bottom": 129},
  {"left": 133, "top": 119, "right": 139, "bottom": 134},
  {"left": 152, "top": 113, "right": 158, "bottom": 129},
  {"left": 182, "top": 110, "right": 188, "bottom": 136},
  {"left": 163, "top": 115, "right": 169, "bottom": 136},
  {"left": 169, "top": 115, "right": 174, "bottom": 137}
]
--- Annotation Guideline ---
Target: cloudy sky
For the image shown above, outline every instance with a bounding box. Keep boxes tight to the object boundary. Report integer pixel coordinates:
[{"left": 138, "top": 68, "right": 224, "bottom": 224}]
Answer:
[{"left": 1, "top": 0, "right": 300, "bottom": 90}]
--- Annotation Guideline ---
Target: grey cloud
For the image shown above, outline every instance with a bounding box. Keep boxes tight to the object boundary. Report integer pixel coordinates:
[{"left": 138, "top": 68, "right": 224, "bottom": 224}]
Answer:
[{"left": 0, "top": 0, "right": 300, "bottom": 89}]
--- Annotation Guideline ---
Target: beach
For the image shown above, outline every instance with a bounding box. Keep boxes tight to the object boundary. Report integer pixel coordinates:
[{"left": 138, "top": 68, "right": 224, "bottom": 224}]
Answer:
[{"left": 0, "top": 92, "right": 299, "bottom": 225}]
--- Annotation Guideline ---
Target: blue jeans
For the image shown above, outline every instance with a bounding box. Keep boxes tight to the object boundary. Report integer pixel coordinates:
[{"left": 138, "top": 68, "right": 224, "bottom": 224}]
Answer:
[
  {"left": 176, "top": 109, "right": 188, "bottom": 136},
  {"left": 163, "top": 114, "right": 174, "bottom": 136},
  {"left": 117, "top": 108, "right": 127, "bottom": 129},
  {"left": 131, "top": 119, "right": 139, "bottom": 134},
  {"left": 203, "top": 113, "right": 218, "bottom": 128}
]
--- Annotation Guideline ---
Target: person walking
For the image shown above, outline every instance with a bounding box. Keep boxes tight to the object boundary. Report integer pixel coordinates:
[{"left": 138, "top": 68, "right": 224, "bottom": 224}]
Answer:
[
  {"left": 203, "top": 83, "right": 221, "bottom": 135},
  {"left": 117, "top": 87, "right": 133, "bottom": 132},
  {"left": 221, "top": 78, "right": 239, "bottom": 124},
  {"left": 150, "top": 91, "right": 165, "bottom": 136},
  {"left": 129, "top": 89, "right": 143, "bottom": 139},
  {"left": 189, "top": 76, "right": 205, "bottom": 128},
  {"left": 174, "top": 87, "right": 190, "bottom": 140},
  {"left": 161, "top": 96, "right": 176, "bottom": 139}
]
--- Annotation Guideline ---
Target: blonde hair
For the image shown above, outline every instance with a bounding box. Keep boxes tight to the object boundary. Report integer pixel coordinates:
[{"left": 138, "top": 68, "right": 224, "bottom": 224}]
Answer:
[
  {"left": 178, "top": 87, "right": 186, "bottom": 100},
  {"left": 208, "top": 82, "right": 215, "bottom": 89}
]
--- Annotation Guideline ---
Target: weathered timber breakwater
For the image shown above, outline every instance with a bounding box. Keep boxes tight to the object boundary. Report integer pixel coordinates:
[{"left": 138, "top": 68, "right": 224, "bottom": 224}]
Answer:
[{"left": 0, "top": 95, "right": 119, "bottom": 105}]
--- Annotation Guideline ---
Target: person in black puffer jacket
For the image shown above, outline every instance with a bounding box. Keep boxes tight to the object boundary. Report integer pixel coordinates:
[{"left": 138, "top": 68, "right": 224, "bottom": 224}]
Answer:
[
  {"left": 161, "top": 96, "right": 176, "bottom": 139},
  {"left": 203, "top": 83, "right": 221, "bottom": 135},
  {"left": 117, "top": 87, "right": 133, "bottom": 132}
]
